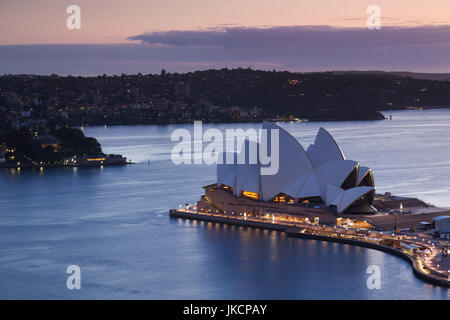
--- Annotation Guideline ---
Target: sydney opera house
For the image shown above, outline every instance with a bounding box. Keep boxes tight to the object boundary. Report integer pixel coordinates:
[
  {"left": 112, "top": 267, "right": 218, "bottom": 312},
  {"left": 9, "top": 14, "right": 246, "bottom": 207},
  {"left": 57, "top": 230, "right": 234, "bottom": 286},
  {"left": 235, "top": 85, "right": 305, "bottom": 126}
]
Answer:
[{"left": 197, "top": 121, "right": 376, "bottom": 225}]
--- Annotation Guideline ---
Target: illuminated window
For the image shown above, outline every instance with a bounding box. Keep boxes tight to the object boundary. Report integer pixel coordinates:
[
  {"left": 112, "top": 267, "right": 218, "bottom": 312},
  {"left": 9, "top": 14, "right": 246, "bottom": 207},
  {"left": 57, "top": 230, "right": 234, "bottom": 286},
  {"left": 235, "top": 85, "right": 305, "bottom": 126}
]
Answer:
[
  {"left": 221, "top": 185, "right": 233, "bottom": 193},
  {"left": 273, "top": 196, "right": 286, "bottom": 202},
  {"left": 272, "top": 193, "right": 294, "bottom": 203},
  {"left": 87, "top": 157, "right": 106, "bottom": 161},
  {"left": 242, "top": 191, "right": 260, "bottom": 200}
]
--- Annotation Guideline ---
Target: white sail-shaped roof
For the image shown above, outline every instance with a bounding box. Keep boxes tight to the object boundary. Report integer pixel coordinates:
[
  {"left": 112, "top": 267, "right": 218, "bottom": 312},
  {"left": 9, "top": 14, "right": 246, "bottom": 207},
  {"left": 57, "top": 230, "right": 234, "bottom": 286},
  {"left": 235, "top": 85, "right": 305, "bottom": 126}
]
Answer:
[
  {"left": 314, "top": 160, "right": 359, "bottom": 199},
  {"left": 297, "top": 172, "right": 321, "bottom": 199},
  {"left": 358, "top": 166, "right": 374, "bottom": 187},
  {"left": 217, "top": 152, "right": 238, "bottom": 189},
  {"left": 215, "top": 122, "right": 375, "bottom": 214},
  {"left": 218, "top": 166, "right": 237, "bottom": 189},
  {"left": 235, "top": 164, "right": 260, "bottom": 195},
  {"left": 260, "top": 121, "right": 313, "bottom": 201},
  {"left": 358, "top": 166, "right": 370, "bottom": 183},
  {"left": 325, "top": 185, "right": 374, "bottom": 213},
  {"left": 282, "top": 173, "right": 310, "bottom": 199},
  {"left": 234, "top": 140, "right": 261, "bottom": 194},
  {"left": 338, "top": 186, "right": 374, "bottom": 213},
  {"left": 326, "top": 184, "right": 345, "bottom": 206},
  {"left": 306, "top": 127, "right": 345, "bottom": 168}
]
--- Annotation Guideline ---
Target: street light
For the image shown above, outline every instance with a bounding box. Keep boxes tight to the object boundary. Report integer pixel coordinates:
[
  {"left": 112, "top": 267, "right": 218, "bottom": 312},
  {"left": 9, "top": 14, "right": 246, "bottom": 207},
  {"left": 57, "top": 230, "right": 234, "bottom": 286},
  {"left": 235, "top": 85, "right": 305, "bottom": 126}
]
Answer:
[
  {"left": 394, "top": 202, "right": 403, "bottom": 231},
  {"left": 394, "top": 212, "right": 398, "bottom": 231}
]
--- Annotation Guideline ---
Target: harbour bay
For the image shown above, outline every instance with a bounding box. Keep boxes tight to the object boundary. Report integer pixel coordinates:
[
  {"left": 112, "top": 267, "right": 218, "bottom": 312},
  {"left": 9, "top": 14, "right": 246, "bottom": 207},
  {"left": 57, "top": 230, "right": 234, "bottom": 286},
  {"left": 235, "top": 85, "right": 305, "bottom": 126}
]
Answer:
[{"left": 1, "top": 108, "right": 450, "bottom": 299}]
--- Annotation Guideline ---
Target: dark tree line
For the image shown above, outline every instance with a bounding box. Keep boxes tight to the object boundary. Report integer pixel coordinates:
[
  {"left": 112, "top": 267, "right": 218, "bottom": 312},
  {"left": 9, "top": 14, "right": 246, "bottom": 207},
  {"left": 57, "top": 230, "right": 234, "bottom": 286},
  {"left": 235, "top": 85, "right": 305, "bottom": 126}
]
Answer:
[{"left": 0, "top": 128, "right": 103, "bottom": 165}]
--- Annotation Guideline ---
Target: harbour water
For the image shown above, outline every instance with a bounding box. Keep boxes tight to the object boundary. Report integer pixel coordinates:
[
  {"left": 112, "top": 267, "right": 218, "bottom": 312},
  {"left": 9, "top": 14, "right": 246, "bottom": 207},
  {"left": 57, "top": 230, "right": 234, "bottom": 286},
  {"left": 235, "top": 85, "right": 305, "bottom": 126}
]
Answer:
[{"left": 1, "top": 108, "right": 450, "bottom": 299}]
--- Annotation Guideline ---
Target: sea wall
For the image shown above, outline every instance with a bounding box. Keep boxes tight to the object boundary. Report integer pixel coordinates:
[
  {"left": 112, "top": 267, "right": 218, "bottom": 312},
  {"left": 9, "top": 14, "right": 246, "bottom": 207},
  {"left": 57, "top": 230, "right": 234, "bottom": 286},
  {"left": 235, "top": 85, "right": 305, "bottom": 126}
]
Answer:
[{"left": 169, "top": 209, "right": 450, "bottom": 288}]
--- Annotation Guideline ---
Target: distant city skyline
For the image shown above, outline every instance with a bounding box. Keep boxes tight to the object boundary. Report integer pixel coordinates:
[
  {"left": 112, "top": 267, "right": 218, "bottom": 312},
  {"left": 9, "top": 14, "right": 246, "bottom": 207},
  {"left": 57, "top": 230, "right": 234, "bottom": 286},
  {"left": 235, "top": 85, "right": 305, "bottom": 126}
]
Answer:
[{"left": 1, "top": 0, "right": 450, "bottom": 74}]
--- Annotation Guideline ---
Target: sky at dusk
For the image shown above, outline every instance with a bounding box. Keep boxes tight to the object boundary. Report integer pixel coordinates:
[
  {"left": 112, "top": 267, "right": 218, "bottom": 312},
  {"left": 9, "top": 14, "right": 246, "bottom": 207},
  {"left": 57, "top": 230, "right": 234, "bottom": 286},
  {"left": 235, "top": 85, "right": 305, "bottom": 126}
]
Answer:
[{"left": 1, "top": 0, "right": 450, "bottom": 74}]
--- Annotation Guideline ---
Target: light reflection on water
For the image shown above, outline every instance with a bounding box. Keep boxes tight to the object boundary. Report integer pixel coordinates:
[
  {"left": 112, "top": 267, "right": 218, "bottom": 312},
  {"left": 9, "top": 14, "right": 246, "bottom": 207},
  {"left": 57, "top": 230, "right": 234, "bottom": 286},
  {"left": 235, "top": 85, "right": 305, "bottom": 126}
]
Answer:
[{"left": 0, "top": 108, "right": 449, "bottom": 299}]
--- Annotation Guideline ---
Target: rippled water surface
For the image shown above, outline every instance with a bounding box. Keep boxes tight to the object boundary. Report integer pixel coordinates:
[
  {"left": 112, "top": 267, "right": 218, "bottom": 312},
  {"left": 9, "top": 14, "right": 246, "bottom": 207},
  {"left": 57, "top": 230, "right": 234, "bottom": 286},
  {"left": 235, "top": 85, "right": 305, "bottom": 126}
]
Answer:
[{"left": 1, "top": 109, "right": 450, "bottom": 299}]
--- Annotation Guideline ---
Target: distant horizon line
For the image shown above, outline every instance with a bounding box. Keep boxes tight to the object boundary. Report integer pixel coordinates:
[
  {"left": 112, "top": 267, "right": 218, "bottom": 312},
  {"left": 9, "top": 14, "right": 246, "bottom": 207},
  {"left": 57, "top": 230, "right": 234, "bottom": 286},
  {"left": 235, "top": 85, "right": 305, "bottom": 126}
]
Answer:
[
  {"left": 3, "top": 69, "right": 450, "bottom": 77},
  {"left": 3, "top": 24, "right": 450, "bottom": 75}
]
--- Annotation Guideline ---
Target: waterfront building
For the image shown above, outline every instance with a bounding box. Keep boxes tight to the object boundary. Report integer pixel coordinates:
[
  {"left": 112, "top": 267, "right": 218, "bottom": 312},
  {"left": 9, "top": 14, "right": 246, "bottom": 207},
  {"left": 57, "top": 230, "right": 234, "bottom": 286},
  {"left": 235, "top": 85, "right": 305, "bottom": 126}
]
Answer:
[
  {"left": 433, "top": 216, "right": 450, "bottom": 239},
  {"left": 197, "top": 121, "right": 376, "bottom": 225}
]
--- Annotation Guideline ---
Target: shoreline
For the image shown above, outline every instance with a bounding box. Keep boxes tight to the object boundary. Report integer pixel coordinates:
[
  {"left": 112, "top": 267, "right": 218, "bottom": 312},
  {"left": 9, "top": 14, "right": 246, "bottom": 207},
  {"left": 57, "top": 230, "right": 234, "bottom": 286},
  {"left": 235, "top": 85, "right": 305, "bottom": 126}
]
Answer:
[
  {"left": 169, "top": 209, "right": 450, "bottom": 288},
  {"left": 73, "top": 106, "right": 450, "bottom": 128},
  {"left": 0, "top": 162, "right": 133, "bottom": 169},
  {"left": 74, "top": 114, "right": 384, "bottom": 127}
]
